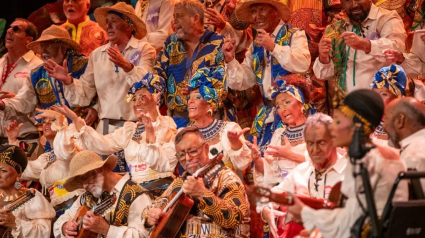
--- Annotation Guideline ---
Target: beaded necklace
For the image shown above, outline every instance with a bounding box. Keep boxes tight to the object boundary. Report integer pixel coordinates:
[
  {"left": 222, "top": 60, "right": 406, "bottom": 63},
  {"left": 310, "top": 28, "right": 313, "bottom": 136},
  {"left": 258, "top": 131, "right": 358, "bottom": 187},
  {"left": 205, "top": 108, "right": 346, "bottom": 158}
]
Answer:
[
  {"left": 1, "top": 62, "right": 17, "bottom": 89},
  {"left": 132, "top": 123, "right": 146, "bottom": 140},
  {"left": 44, "top": 151, "right": 57, "bottom": 170},
  {"left": 280, "top": 123, "right": 305, "bottom": 145},
  {"left": 190, "top": 119, "right": 226, "bottom": 142}
]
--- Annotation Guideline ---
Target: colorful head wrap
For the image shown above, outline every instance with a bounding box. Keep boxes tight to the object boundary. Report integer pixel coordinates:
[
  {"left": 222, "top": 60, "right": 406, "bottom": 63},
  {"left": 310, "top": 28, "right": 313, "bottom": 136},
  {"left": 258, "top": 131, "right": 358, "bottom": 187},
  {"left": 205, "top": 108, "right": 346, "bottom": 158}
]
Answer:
[
  {"left": 0, "top": 145, "right": 28, "bottom": 175},
  {"left": 371, "top": 64, "right": 407, "bottom": 97},
  {"left": 333, "top": 89, "right": 384, "bottom": 135},
  {"left": 187, "top": 66, "right": 228, "bottom": 110},
  {"left": 108, "top": 10, "right": 136, "bottom": 35},
  {"left": 271, "top": 79, "right": 316, "bottom": 115},
  {"left": 126, "top": 72, "right": 167, "bottom": 105}
]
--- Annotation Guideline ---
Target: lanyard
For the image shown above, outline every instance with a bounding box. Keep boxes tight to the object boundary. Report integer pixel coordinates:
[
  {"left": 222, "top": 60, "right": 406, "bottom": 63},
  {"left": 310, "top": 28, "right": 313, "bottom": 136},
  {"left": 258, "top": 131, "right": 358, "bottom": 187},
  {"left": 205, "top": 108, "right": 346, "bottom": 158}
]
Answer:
[{"left": 341, "top": 26, "right": 360, "bottom": 89}]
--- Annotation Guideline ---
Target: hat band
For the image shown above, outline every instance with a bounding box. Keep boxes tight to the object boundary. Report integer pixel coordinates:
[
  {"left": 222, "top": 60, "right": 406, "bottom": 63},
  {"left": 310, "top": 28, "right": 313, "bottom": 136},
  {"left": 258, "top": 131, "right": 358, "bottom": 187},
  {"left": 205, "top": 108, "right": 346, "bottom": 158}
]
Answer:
[
  {"left": 108, "top": 11, "right": 135, "bottom": 35},
  {"left": 339, "top": 105, "right": 373, "bottom": 135}
]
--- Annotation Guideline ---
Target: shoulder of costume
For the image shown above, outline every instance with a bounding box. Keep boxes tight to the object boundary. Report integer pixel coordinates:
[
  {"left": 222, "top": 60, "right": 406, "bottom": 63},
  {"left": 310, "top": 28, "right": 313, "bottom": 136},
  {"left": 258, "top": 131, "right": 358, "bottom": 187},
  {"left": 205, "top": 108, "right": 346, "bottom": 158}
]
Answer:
[{"left": 31, "top": 65, "right": 44, "bottom": 74}]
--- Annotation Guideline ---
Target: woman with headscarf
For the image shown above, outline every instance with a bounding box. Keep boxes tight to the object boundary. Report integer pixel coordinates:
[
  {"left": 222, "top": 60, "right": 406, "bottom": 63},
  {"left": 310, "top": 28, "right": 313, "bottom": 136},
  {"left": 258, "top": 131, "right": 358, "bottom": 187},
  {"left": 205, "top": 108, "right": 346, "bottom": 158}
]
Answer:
[
  {"left": 0, "top": 145, "right": 55, "bottom": 237},
  {"left": 249, "top": 75, "right": 316, "bottom": 186},
  {"left": 51, "top": 72, "right": 177, "bottom": 197},
  {"left": 370, "top": 64, "right": 407, "bottom": 146},
  {"left": 180, "top": 66, "right": 252, "bottom": 172},
  {"left": 5, "top": 111, "right": 84, "bottom": 221},
  {"left": 287, "top": 89, "right": 408, "bottom": 238}
]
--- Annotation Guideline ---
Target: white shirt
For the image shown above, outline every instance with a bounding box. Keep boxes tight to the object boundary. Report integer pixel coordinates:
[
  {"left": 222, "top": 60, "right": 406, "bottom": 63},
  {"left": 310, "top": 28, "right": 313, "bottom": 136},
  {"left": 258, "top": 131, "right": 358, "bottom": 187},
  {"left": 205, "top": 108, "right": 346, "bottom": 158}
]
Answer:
[
  {"left": 399, "top": 128, "right": 425, "bottom": 189},
  {"left": 313, "top": 4, "right": 406, "bottom": 93},
  {"left": 135, "top": 0, "right": 175, "bottom": 50},
  {"left": 54, "top": 173, "right": 152, "bottom": 238},
  {"left": 226, "top": 20, "right": 311, "bottom": 100},
  {"left": 0, "top": 51, "right": 42, "bottom": 137},
  {"left": 300, "top": 147, "right": 408, "bottom": 238},
  {"left": 63, "top": 36, "right": 156, "bottom": 122}
]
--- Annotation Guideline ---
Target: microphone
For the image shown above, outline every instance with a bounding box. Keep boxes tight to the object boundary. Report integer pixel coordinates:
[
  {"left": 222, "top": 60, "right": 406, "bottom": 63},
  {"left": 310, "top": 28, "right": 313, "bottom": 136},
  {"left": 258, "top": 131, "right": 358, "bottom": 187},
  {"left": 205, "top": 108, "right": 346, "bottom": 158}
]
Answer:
[{"left": 210, "top": 148, "right": 219, "bottom": 156}]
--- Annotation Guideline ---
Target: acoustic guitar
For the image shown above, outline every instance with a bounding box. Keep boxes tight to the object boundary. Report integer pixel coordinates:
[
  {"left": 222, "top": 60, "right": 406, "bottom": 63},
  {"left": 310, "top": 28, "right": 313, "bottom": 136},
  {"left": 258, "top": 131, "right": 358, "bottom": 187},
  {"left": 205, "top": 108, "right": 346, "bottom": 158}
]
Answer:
[
  {"left": 150, "top": 152, "right": 224, "bottom": 238},
  {"left": 0, "top": 188, "right": 36, "bottom": 238},
  {"left": 248, "top": 181, "right": 343, "bottom": 238},
  {"left": 73, "top": 192, "right": 117, "bottom": 238}
]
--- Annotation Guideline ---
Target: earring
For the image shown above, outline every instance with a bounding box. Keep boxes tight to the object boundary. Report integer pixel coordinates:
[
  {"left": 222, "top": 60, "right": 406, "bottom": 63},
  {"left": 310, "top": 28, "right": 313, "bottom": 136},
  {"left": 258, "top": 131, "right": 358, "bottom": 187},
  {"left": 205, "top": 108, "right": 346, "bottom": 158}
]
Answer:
[
  {"left": 207, "top": 109, "right": 213, "bottom": 117},
  {"left": 14, "top": 178, "right": 22, "bottom": 190},
  {"left": 301, "top": 107, "right": 306, "bottom": 114}
]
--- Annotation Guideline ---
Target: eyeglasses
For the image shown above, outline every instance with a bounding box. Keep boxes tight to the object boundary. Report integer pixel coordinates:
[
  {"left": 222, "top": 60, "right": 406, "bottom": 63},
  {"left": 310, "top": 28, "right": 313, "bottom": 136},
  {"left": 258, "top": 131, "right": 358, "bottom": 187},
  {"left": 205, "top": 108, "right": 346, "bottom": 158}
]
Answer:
[
  {"left": 10, "top": 25, "right": 24, "bottom": 33},
  {"left": 175, "top": 142, "right": 206, "bottom": 160}
]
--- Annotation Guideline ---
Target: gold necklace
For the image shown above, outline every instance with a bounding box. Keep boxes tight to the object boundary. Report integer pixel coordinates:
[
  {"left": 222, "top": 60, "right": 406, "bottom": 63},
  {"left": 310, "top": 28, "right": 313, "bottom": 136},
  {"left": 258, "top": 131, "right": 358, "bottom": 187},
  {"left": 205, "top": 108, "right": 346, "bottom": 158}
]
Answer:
[{"left": 0, "top": 190, "right": 22, "bottom": 202}]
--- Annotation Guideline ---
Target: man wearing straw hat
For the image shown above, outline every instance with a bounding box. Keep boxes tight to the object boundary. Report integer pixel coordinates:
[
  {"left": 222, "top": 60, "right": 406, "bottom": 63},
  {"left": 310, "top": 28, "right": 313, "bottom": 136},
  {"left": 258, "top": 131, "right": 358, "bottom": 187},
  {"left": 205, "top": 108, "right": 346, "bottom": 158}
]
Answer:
[
  {"left": 44, "top": 2, "right": 156, "bottom": 135},
  {"left": 0, "top": 25, "right": 98, "bottom": 126},
  {"left": 54, "top": 150, "right": 152, "bottom": 238},
  {"left": 0, "top": 18, "right": 42, "bottom": 161},
  {"left": 223, "top": 0, "right": 311, "bottom": 103}
]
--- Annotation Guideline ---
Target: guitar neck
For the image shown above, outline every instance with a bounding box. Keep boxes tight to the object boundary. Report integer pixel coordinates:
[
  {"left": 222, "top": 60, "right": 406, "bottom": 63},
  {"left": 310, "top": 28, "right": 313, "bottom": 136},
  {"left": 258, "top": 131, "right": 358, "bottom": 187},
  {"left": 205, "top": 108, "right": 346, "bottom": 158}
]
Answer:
[
  {"left": 3, "top": 189, "right": 35, "bottom": 212},
  {"left": 270, "top": 193, "right": 336, "bottom": 210}
]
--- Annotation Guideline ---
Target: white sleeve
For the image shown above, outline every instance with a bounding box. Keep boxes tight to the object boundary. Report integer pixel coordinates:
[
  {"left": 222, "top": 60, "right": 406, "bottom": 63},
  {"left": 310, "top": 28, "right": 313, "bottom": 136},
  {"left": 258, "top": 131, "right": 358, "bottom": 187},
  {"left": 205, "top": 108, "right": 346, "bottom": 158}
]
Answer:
[
  {"left": 313, "top": 57, "right": 335, "bottom": 80},
  {"left": 220, "top": 122, "right": 252, "bottom": 170},
  {"left": 145, "top": 0, "right": 175, "bottom": 50},
  {"left": 53, "top": 195, "right": 83, "bottom": 238},
  {"left": 226, "top": 46, "right": 257, "bottom": 91},
  {"left": 3, "top": 73, "right": 38, "bottom": 114},
  {"left": 53, "top": 121, "right": 85, "bottom": 161},
  {"left": 21, "top": 153, "right": 48, "bottom": 181},
  {"left": 125, "top": 43, "right": 156, "bottom": 86}
]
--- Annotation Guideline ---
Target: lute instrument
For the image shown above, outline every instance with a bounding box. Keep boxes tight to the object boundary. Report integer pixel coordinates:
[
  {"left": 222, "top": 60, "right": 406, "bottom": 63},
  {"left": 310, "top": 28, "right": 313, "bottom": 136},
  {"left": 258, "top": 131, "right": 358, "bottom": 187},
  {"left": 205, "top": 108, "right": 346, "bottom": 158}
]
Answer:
[
  {"left": 73, "top": 192, "right": 117, "bottom": 238},
  {"left": 149, "top": 152, "right": 224, "bottom": 238},
  {"left": 0, "top": 188, "right": 36, "bottom": 238}
]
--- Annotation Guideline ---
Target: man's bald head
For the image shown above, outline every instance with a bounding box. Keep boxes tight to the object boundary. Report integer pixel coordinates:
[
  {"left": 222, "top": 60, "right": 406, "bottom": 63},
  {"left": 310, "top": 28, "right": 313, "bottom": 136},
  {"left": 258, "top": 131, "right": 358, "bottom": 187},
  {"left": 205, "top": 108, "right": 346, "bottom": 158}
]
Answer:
[{"left": 383, "top": 97, "right": 425, "bottom": 148}]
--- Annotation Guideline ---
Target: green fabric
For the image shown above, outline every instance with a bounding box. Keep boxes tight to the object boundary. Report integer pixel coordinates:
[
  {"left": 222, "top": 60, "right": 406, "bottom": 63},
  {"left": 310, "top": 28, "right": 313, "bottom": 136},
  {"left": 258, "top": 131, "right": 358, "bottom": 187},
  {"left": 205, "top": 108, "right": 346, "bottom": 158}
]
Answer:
[
  {"left": 326, "top": 20, "right": 348, "bottom": 95},
  {"left": 0, "top": 19, "right": 6, "bottom": 38}
]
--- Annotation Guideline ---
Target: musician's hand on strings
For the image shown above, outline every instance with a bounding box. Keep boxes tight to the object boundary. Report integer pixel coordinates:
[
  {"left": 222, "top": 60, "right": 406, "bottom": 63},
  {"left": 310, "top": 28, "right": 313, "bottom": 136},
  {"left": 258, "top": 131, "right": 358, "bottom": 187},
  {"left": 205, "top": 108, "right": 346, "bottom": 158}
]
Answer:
[
  {"left": 0, "top": 211, "right": 16, "bottom": 229},
  {"left": 286, "top": 196, "right": 305, "bottom": 220},
  {"left": 108, "top": 44, "right": 133, "bottom": 72},
  {"left": 44, "top": 59, "right": 73, "bottom": 85},
  {"left": 82, "top": 211, "right": 110, "bottom": 236},
  {"left": 223, "top": 38, "right": 236, "bottom": 63},
  {"left": 4, "top": 120, "right": 23, "bottom": 143},
  {"left": 62, "top": 220, "right": 78, "bottom": 238},
  {"left": 227, "top": 127, "right": 250, "bottom": 151},
  {"left": 383, "top": 49, "right": 404, "bottom": 64},
  {"left": 146, "top": 208, "right": 162, "bottom": 227},
  {"left": 182, "top": 176, "right": 206, "bottom": 199},
  {"left": 262, "top": 207, "right": 285, "bottom": 238},
  {"left": 340, "top": 32, "right": 371, "bottom": 53},
  {"left": 256, "top": 29, "right": 275, "bottom": 51},
  {"left": 0, "top": 91, "right": 15, "bottom": 100},
  {"left": 318, "top": 37, "right": 332, "bottom": 64}
]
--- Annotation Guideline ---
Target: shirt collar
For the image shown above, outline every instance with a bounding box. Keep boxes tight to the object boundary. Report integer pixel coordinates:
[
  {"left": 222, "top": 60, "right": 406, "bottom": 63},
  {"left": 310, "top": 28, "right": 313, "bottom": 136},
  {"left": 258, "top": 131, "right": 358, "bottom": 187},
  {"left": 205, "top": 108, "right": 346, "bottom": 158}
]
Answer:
[
  {"left": 64, "top": 16, "right": 90, "bottom": 28},
  {"left": 309, "top": 153, "right": 347, "bottom": 175},
  {"left": 101, "top": 35, "right": 139, "bottom": 52},
  {"left": 367, "top": 3, "right": 379, "bottom": 20},
  {"left": 271, "top": 20, "right": 285, "bottom": 38},
  {"left": 22, "top": 50, "right": 36, "bottom": 63},
  {"left": 112, "top": 173, "right": 131, "bottom": 193},
  {"left": 400, "top": 128, "right": 425, "bottom": 150}
]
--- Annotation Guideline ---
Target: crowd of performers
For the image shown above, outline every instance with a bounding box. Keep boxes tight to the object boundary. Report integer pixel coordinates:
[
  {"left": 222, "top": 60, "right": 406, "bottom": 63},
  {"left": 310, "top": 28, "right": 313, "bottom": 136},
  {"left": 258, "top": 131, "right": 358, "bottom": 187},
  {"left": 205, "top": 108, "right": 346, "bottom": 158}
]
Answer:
[{"left": 0, "top": 0, "right": 424, "bottom": 237}]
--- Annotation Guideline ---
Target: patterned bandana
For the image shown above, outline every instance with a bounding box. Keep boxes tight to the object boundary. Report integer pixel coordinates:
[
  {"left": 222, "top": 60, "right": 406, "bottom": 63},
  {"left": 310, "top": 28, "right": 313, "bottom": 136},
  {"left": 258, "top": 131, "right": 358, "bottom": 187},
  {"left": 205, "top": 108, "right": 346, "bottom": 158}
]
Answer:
[
  {"left": 0, "top": 145, "right": 27, "bottom": 175},
  {"left": 371, "top": 64, "right": 406, "bottom": 97},
  {"left": 108, "top": 11, "right": 136, "bottom": 35},
  {"left": 126, "top": 72, "right": 167, "bottom": 105},
  {"left": 187, "top": 66, "right": 227, "bottom": 110},
  {"left": 271, "top": 79, "right": 316, "bottom": 115}
]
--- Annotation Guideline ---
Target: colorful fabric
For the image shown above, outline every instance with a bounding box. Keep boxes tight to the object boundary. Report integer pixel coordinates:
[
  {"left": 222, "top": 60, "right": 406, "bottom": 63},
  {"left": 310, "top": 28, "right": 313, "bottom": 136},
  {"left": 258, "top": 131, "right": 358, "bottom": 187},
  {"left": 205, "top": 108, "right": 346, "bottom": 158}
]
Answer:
[
  {"left": 187, "top": 66, "right": 227, "bottom": 110},
  {"left": 371, "top": 64, "right": 407, "bottom": 97},
  {"left": 0, "top": 145, "right": 27, "bottom": 174},
  {"left": 271, "top": 79, "right": 305, "bottom": 102},
  {"left": 154, "top": 30, "right": 225, "bottom": 112},
  {"left": 126, "top": 72, "right": 167, "bottom": 105},
  {"left": 112, "top": 179, "right": 147, "bottom": 226},
  {"left": 252, "top": 24, "right": 298, "bottom": 99}
]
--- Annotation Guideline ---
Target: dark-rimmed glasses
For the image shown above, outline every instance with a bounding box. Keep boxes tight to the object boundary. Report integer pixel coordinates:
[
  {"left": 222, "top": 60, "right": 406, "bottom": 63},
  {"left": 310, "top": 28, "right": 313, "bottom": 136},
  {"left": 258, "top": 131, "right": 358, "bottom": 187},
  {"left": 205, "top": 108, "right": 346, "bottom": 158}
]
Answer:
[{"left": 175, "top": 142, "right": 206, "bottom": 161}]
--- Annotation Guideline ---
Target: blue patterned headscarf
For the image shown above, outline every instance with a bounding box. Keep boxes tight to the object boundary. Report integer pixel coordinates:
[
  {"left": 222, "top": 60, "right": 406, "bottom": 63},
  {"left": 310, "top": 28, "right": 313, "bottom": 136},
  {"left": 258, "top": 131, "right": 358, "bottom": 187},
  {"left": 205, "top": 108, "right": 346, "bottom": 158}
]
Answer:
[
  {"left": 371, "top": 64, "right": 406, "bottom": 97},
  {"left": 126, "top": 72, "right": 166, "bottom": 105},
  {"left": 271, "top": 79, "right": 316, "bottom": 115},
  {"left": 187, "top": 66, "right": 227, "bottom": 110}
]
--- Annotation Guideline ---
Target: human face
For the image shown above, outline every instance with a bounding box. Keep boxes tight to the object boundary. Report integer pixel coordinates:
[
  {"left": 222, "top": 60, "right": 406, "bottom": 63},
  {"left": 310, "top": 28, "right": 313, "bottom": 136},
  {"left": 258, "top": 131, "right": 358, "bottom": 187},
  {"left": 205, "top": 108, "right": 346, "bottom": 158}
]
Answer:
[
  {"left": 275, "top": 92, "right": 305, "bottom": 126},
  {"left": 341, "top": 0, "right": 372, "bottom": 24},
  {"left": 0, "top": 163, "right": 18, "bottom": 190},
  {"left": 328, "top": 109, "right": 355, "bottom": 147},
  {"left": 105, "top": 14, "right": 131, "bottom": 43},
  {"left": 372, "top": 87, "right": 397, "bottom": 109},
  {"left": 187, "top": 89, "right": 213, "bottom": 120},
  {"left": 132, "top": 88, "right": 152, "bottom": 118},
  {"left": 77, "top": 169, "right": 105, "bottom": 198},
  {"left": 175, "top": 133, "right": 209, "bottom": 174},
  {"left": 42, "top": 118, "right": 58, "bottom": 140},
  {"left": 173, "top": 5, "right": 197, "bottom": 40},
  {"left": 41, "top": 43, "right": 65, "bottom": 64},
  {"left": 383, "top": 103, "right": 400, "bottom": 148},
  {"left": 305, "top": 124, "right": 336, "bottom": 167},
  {"left": 5, "top": 20, "right": 32, "bottom": 50},
  {"left": 249, "top": 3, "right": 280, "bottom": 33},
  {"left": 63, "top": 0, "right": 90, "bottom": 23}
]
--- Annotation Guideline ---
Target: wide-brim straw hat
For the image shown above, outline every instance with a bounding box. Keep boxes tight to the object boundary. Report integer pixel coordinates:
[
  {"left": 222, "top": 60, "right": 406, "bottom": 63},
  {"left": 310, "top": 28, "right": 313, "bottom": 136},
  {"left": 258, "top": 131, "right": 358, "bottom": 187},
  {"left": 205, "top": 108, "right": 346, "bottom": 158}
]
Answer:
[
  {"left": 63, "top": 151, "right": 117, "bottom": 192},
  {"left": 94, "top": 2, "right": 147, "bottom": 40},
  {"left": 236, "top": 0, "right": 291, "bottom": 23},
  {"left": 27, "top": 25, "right": 82, "bottom": 54}
]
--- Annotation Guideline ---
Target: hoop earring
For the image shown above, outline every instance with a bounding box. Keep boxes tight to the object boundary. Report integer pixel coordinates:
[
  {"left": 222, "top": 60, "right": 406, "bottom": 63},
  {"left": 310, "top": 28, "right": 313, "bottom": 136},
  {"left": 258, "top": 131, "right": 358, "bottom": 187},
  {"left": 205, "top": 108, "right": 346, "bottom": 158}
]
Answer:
[
  {"left": 207, "top": 109, "right": 214, "bottom": 117},
  {"left": 14, "top": 178, "right": 22, "bottom": 190}
]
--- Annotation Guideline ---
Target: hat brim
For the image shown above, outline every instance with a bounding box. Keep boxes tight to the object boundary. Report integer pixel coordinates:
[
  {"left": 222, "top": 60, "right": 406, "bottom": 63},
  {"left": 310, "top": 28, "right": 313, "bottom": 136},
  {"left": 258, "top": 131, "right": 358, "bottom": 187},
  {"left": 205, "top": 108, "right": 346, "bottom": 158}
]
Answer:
[
  {"left": 63, "top": 154, "right": 117, "bottom": 192},
  {"left": 27, "top": 37, "right": 83, "bottom": 55},
  {"left": 236, "top": 0, "right": 291, "bottom": 23},
  {"left": 94, "top": 7, "right": 147, "bottom": 40}
]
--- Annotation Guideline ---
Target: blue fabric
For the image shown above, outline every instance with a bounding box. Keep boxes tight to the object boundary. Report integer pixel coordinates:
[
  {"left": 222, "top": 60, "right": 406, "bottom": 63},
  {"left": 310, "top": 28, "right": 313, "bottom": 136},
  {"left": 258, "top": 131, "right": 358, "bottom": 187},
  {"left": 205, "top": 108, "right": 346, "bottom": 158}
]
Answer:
[
  {"left": 371, "top": 64, "right": 407, "bottom": 97},
  {"left": 173, "top": 117, "right": 190, "bottom": 129}
]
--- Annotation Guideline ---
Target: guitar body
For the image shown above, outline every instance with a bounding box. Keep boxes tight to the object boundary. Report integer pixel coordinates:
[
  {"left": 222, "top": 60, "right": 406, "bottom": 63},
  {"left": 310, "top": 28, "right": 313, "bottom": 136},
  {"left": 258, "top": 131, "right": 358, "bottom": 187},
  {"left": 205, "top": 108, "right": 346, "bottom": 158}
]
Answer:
[
  {"left": 278, "top": 221, "right": 304, "bottom": 238},
  {"left": 73, "top": 205, "right": 97, "bottom": 238},
  {"left": 150, "top": 193, "right": 194, "bottom": 238}
]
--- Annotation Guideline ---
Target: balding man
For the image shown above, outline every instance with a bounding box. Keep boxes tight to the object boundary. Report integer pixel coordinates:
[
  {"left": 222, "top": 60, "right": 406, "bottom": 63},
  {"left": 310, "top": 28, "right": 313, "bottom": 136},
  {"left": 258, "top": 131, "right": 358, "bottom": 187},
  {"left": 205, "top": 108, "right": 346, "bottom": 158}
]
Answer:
[{"left": 383, "top": 97, "right": 425, "bottom": 188}]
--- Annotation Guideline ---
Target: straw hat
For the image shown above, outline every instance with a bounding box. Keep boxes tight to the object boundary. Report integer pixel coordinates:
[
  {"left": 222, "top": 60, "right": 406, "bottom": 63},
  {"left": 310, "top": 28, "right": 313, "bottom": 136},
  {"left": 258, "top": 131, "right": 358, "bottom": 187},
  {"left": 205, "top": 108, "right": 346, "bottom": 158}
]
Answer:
[
  {"left": 63, "top": 151, "right": 117, "bottom": 192},
  {"left": 236, "top": 0, "right": 291, "bottom": 23},
  {"left": 94, "top": 2, "right": 147, "bottom": 40},
  {"left": 27, "top": 25, "right": 82, "bottom": 54}
]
